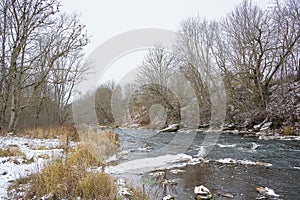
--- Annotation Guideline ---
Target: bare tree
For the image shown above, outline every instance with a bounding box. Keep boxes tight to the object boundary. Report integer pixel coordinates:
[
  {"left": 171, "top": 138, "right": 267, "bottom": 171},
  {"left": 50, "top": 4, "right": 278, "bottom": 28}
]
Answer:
[
  {"left": 95, "top": 81, "right": 116, "bottom": 125},
  {"left": 0, "top": 0, "right": 88, "bottom": 132},
  {"left": 135, "top": 46, "right": 179, "bottom": 126},
  {"left": 175, "top": 18, "right": 221, "bottom": 125},
  {"left": 223, "top": 0, "right": 300, "bottom": 111}
]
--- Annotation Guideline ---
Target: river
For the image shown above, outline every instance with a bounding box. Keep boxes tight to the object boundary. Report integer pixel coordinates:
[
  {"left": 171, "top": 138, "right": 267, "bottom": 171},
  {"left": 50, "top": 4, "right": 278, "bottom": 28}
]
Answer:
[{"left": 104, "top": 128, "right": 300, "bottom": 200}]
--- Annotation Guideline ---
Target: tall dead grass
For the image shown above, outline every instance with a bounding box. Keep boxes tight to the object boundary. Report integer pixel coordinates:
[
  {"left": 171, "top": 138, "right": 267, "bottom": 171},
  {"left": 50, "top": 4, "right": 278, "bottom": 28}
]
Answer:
[
  {"left": 7, "top": 127, "right": 149, "bottom": 199},
  {"left": 15, "top": 124, "right": 80, "bottom": 141},
  {"left": 8, "top": 144, "right": 116, "bottom": 199},
  {"left": 79, "top": 128, "right": 120, "bottom": 161},
  {"left": 0, "top": 145, "right": 25, "bottom": 157}
]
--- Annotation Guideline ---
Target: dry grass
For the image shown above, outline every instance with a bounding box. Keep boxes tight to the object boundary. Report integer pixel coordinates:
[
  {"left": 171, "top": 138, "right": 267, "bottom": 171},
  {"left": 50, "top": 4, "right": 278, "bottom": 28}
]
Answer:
[
  {"left": 0, "top": 146, "right": 25, "bottom": 157},
  {"left": 16, "top": 124, "right": 80, "bottom": 141},
  {"left": 8, "top": 143, "right": 148, "bottom": 200},
  {"left": 79, "top": 128, "right": 120, "bottom": 161},
  {"left": 66, "top": 144, "right": 102, "bottom": 168},
  {"left": 6, "top": 127, "right": 148, "bottom": 199},
  {"left": 8, "top": 144, "right": 116, "bottom": 199}
]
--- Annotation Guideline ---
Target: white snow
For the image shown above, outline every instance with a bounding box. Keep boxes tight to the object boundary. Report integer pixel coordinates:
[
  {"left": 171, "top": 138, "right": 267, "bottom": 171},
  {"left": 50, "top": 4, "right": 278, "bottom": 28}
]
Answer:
[
  {"left": 264, "top": 187, "right": 280, "bottom": 197},
  {"left": 217, "top": 143, "right": 236, "bottom": 148},
  {"left": 0, "top": 136, "right": 70, "bottom": 199},
  {"left": 105, "top": 154, "right": 193, "bottom": 174}
]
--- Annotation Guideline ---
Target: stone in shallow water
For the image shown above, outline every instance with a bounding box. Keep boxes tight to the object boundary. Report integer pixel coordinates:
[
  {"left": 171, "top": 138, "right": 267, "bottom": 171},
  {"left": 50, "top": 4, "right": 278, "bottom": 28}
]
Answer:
[
  {"left": 117, "top": 187, "right": 133, "bottom": 199},
  {"left": 194, "top": 185, "right": 213, "bottom": 200},
  {"left": 162, "top": 194, "right": 175, "bottom": 200},
  {"left": 257, "top": 187, "right": 279, "bottom": 197}
]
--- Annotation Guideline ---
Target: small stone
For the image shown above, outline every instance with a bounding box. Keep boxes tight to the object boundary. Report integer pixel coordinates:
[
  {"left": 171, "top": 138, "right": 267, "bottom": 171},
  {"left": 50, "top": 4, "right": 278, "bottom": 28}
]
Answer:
[
  {"left": 38, "top": 154, "right": 50, "bottom": 159},
  {"left": 12, "top": 159, "right": 20, "bottom": 165},
  {"left": 257, "top": 187, "right": 279, "bottom": 197},
  {"left": 117, "top": 178, "right": 126, "bottom": 187},
  {"left": 117, "top": 187, "right": 133, "bottom": 199},
  {"left": 260, "top": 122, "right": 272, "bottom": 131},
  {"left": 168, "top": 180, "right": 177, "bottom": 186},
  {"left": 194, "top": 185, "right": 213, "bottom": 200},
  {"left": 162, "top": 194, "right": 175, "bottom": 200}
]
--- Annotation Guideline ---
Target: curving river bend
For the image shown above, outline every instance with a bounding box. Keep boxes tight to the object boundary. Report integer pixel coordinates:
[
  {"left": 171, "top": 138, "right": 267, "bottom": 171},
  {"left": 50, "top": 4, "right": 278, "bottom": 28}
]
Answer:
[{"left": 105, "top": 128, "right": 300, "bottom": 200}]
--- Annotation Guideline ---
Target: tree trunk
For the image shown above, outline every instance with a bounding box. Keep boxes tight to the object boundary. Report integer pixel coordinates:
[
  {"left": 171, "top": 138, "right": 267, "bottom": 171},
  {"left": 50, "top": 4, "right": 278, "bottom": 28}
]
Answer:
[
  {"left": 297, "top": 58, "right": 300, "bottom": 81},
  {"left": 8, "top": 95, "right": 17, "bottom": 133}
]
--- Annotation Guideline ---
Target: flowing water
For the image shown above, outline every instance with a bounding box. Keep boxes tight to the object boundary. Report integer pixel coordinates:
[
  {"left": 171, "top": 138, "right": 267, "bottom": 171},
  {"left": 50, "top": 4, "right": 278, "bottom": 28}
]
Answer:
[{"left": 106, "top": 128, "right": 300, "bottom": 200}]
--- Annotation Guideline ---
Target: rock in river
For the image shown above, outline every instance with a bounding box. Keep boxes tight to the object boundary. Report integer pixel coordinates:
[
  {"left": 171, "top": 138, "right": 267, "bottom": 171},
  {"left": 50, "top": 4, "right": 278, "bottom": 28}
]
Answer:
[
  {"left": 194, "top": 185, "right": 213, "bottom": 200},
  {"left": 159, "top": 124, "right": 180, "bottom": 132}
]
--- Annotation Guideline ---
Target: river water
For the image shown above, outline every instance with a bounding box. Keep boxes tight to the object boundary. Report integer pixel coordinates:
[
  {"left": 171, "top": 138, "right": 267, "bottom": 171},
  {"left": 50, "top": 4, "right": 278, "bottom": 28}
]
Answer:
[{"left": 106, "top": 128, "right": 300, "bottom": 200}]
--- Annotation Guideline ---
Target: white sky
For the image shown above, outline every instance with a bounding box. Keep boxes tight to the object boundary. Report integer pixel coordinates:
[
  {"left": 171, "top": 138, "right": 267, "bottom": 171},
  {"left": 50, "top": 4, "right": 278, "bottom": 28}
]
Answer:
[{"left": 61, "top": 0, "right": 270, "bottom": 84}]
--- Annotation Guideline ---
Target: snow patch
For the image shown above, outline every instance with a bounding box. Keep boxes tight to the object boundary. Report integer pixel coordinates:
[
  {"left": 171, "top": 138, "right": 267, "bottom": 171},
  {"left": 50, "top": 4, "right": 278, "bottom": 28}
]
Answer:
[
  {"left": 0, "top": 136, "right": 68, "bottom": 199},
  {"left": 105, "top": 154, "right": 193, "bottom": 174}
]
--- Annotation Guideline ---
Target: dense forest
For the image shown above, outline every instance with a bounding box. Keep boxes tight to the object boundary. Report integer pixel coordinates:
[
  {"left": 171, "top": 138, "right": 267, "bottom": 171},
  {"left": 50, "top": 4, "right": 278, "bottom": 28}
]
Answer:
[{"left": 1, "top": 0, "right": 299, "bottom": 134}]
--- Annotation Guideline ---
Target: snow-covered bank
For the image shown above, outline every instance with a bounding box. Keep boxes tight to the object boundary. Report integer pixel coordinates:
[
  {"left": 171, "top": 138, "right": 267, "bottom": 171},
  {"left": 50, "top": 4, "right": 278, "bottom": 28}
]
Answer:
[{"left": 0, "top": 136, "right": 71, "bottom": 199}]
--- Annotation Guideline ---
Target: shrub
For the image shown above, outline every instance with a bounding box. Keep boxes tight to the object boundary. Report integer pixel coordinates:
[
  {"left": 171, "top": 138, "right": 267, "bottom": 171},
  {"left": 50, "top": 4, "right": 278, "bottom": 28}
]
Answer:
[{"left": 281, "top": 126, "right": 294, "bottom": 136}]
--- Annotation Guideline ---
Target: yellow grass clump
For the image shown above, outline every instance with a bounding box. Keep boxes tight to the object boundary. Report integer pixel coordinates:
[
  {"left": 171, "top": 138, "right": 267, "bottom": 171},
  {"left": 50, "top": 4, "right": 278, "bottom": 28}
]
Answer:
[
  {"left": 8, "top": 144, "right": 116, "bottom": 199},
  {"left": 16, "top": 124, "right": 80, "bottom": 141},
  {"left": 0, "top": 146, "right": 25, "bottom": 157}
]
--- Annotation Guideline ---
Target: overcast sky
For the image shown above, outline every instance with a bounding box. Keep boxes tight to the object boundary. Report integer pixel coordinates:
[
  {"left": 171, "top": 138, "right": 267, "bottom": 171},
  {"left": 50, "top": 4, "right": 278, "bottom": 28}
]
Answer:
[{"left": 61, "top": 0, "right": 270, "bottom": 85}]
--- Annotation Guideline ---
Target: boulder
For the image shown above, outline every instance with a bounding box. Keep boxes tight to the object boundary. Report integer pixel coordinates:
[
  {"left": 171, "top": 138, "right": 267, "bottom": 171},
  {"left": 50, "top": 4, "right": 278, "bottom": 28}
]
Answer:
[
  {"left": 163, "top": 194, "right": 175, "bottom": 200},
  {"left": 222, "top": 123, "right": 237, "bottom": 131},
  {"left": 260, "top": 122, "right": 272, "bottom": 131},
  {"left": 198, "top": 124, "right": 209, "bottom": 129},
  {"left": 257, "top": 187, "right": 279, "bottom": 197},
  {"left": 159, "top": 124, "right": 180, "bottom": 132},
  {"left": 194, "top": 185, "right": 213, "bottom": 200},
  {"left": 117, "top": 187, "right": 133, "bottom": 200},
  {"left": 253, "top": 119, "right": 267, "bottom": 131}
]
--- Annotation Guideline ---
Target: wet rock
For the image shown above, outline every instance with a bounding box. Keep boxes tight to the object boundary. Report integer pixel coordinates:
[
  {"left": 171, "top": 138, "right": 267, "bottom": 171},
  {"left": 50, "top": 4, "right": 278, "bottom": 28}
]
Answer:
[
  {"left": 116, "top": 178, "right": 134, "bottom": 200},
  {"left": 198, "top": 124, "right": 209, "bottom": 129},
  {"left": 255, "top": 161, "right": 272, "bottom": 167},
  {"left": 159, "top": 124, "right": 180, "bottom": 132},
  {"left": 253, "top": 118, "right": 268, "bottom": 131},
  {"left": 170, "top": 169, "right": 186, "bottom": 174},
  {"left": 217, "top": 191, "right": 234, "bottom": 198},
  {"left": 138, "top": 142, "right": 153, "bottom": 151},
  {"left": 162, "top": 194, "right": 175, "bottom": 200},
  {"left": 162, "top": 179, "right": 178, "bottom": 186},
  {"left": 149, "top": 170, "right": 165, "bottom": 177},
  {"left": 194, "top": 185, "right": 213, "bottom": 200},
  {"left": 117, "top": 187, "right": 133, "bottom": 200},
  {"left": 260, "top": 122, "right": 272, "bottom": 131},
  {"left": 257, "top": 187, "right": 280, "bottom": 197},
  {"left": 117, "top": 178, "right": 126, "bottom": 187},
  {"left": 222, "top": 123, "right": 237, "bottom": 131}
]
